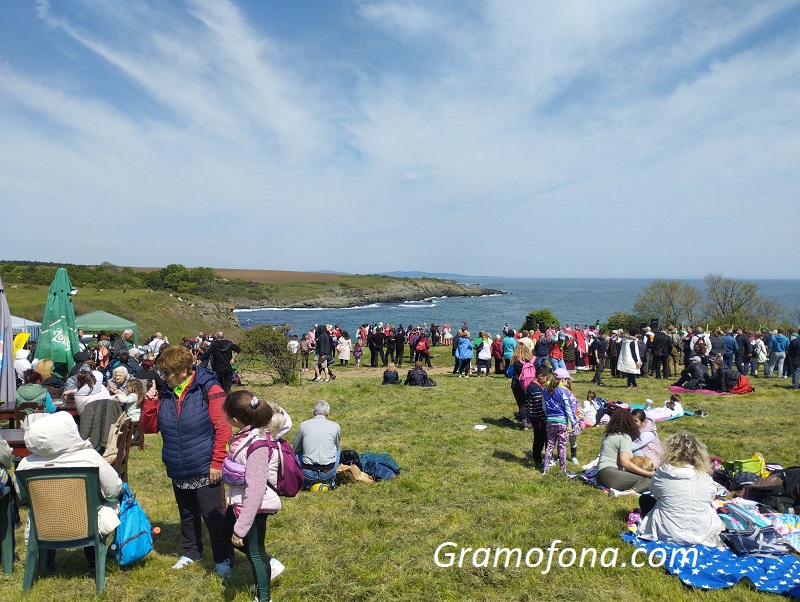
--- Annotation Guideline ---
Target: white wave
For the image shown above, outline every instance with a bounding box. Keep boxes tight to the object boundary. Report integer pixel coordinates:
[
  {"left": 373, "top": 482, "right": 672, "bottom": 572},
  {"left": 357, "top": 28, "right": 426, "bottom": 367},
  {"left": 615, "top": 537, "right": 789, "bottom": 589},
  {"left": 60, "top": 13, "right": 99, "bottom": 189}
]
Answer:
[
  {"left": 398, "top": 302, "right": 438, "bottom": 309},
  {"left": 234, "top": 302, "right": 382, "bottom": 313}
]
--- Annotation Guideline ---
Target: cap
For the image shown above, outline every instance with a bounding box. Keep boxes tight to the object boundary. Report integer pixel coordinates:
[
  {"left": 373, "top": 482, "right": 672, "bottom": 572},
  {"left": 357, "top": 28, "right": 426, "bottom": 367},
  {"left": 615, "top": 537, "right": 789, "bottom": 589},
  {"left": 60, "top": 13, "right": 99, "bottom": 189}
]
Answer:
[
  {"left": 73, "top": 351, "right": 90, "bottom": 362},
  {"left": 554, "top": 368, "right": 573, "bottom": 380}
]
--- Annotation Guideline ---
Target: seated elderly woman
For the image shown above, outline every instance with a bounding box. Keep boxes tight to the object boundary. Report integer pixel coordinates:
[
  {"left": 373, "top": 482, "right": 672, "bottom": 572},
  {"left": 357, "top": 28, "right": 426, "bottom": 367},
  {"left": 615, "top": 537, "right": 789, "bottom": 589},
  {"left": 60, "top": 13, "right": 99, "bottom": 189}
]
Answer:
[
  {"left": 637, "top": 431, "right": 725, "bottom": 548},
  {"left": 595, "top": 409, "right": 654, "bottom": 496},
  {"left": 15, "top": 412, "right": 122, "bottom": 570},
  {"left": 15, "top": 369, "right": 58, "bottom": 415}
]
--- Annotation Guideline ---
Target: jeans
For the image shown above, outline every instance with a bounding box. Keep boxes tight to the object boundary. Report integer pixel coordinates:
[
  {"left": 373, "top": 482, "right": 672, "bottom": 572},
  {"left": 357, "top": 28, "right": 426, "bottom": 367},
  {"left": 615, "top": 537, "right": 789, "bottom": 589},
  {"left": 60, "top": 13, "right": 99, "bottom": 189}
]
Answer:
[
  {"left": 297, "top": 450, "right": 340, "bottom": 488},
  {"left": 722, "top": 354, "right": 734, "bottom": 369},
  {"left": 767, "top": 351, "right": 786, "bottom": 377},
  {"left": 549, "top": 357, "right": 566, "bottom": 371},
  {"left": 791, "top": 357, "right": 800, "bottom": 389}
]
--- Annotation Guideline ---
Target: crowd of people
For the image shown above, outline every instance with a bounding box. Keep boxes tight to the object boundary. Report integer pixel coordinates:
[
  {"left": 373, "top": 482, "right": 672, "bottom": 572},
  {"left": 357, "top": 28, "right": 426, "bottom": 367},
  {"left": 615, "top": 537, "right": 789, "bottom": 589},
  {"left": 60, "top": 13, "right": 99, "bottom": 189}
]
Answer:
[{"left": 6, "top": 314, "right": 798, "bottom": 597}]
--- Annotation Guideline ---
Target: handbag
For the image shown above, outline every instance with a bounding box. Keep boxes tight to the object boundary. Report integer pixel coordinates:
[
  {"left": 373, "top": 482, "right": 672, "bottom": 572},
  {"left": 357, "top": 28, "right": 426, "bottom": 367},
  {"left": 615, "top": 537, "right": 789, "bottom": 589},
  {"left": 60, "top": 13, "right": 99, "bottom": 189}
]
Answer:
[{"left": 103, "top": 412, "right": 128, "bottom": 463}]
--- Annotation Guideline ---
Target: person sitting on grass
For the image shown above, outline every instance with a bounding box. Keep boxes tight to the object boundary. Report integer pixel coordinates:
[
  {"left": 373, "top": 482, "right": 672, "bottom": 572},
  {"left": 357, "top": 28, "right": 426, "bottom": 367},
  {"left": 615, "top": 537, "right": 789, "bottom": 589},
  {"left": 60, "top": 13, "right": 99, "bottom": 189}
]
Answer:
[
  {"left": 637, "top": 431, "right": 725, "bottom": 548},
  {"left": 630, "top": 408, "right": 663, "bottom": 468},
  {"left": 382, "top": 362, "right": 401, "bottom": 385},
  {"left": 293, "top": 400, "right": 341, "bottom": 489},
  {"left": 595, "top": 409, "right": 654, "bottom": 497},
  {"left": 707, "top": 357, "right": 741, "bottom": 392},
  {"left": 673, "top": 355, "right": 708, "bottom": 390},
  {"left": 404, "top": 361, "right": 436, "bottom": 387}
]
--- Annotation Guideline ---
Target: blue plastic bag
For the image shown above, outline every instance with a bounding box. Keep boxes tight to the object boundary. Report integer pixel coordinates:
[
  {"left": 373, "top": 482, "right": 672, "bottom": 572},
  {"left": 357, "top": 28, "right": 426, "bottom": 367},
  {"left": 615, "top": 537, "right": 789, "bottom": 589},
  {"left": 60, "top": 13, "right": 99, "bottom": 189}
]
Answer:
[{"left": 111, "top": 483, "right": 153, "bottom": 566}]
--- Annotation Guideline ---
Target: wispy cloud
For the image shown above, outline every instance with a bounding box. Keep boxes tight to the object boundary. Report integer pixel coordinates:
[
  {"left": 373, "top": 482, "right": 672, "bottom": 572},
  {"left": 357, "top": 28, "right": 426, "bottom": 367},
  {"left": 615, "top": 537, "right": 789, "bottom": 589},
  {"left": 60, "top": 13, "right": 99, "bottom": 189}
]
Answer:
[{"left": 1, "top": 0, "right": 799, "bottom": 277}]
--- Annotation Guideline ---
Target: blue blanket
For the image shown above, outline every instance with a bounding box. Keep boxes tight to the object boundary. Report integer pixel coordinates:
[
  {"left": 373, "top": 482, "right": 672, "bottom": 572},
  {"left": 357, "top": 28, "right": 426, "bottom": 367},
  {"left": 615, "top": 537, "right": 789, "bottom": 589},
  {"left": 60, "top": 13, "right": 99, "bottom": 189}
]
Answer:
[{"left": 621, "top": 533, "right": 800, "bottom": 597}]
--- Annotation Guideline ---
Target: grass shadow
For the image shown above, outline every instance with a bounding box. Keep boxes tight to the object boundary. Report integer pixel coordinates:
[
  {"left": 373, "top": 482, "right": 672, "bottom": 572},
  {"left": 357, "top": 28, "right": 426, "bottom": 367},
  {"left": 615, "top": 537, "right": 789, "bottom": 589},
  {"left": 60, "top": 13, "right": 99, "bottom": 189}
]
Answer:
[{"left": 481, "top": 416, "right": 523, "bottom": 430}]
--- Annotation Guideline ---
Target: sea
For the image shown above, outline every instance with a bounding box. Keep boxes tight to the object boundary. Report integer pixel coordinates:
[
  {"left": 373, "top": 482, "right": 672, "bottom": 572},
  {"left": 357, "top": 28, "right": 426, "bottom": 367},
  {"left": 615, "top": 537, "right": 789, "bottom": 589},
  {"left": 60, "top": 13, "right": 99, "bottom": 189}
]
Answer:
[{"left": 234, "top": 278, "right": 800, "bottom": 336}]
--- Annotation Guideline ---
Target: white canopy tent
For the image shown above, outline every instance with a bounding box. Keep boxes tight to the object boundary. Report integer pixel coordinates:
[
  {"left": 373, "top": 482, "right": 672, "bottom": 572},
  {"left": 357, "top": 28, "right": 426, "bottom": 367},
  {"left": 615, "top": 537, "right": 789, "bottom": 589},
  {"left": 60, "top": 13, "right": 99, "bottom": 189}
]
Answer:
[{"left": 11, "top": 315, "right": 41, "bottom": 340}]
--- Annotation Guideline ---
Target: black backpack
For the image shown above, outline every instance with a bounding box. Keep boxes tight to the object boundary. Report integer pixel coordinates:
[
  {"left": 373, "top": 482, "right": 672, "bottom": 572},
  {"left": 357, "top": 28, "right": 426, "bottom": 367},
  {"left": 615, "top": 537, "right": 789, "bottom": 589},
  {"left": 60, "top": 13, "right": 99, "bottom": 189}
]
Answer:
[{"left": 743, "top": 467, "right": 800, "bottom": 513}]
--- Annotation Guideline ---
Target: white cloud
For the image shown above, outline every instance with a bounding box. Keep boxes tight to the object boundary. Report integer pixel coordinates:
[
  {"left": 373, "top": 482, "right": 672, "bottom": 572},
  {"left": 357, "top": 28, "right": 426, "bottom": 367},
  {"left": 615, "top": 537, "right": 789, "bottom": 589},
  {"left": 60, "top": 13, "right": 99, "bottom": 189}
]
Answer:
[{"left": 1, "top": 0, "right": 799, "bottom": 277}]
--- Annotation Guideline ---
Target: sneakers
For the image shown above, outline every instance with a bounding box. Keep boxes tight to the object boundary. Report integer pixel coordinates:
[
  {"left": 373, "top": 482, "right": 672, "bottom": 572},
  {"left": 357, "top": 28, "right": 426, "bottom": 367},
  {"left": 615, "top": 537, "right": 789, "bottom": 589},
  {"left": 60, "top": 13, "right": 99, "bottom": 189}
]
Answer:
[
  {"left": 270, "top": 556, "right": 285, "bottom": 579},
  {"left": 607, "top": 488, "right": 638, "bottom": 498},
  {"left": 571, "top": 456, "right": 580, "bottom": 465},
  {"left": 171, "top": 556, "right": 195, "bottom": 570},
  {"left": 324, "top": 378, "right": 330, "bottom": 383},
  {"left": 313, "top": 377, "right": 321, "bottom": 382},
  {"left": 214, "top": 558, "right": 232, "bottom": 578}
]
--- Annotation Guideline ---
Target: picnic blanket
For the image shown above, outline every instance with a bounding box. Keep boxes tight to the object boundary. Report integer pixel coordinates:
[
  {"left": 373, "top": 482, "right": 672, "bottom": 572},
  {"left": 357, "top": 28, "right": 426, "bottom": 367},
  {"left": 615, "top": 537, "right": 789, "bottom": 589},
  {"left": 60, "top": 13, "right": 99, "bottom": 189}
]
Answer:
[
  {"left": 669, "top": 386, "right": 733, "bottom": 395},
  {"left": 621, "top": 532, "right": 800, "bottom": 597},
  {"left": 629, "top": 403, "right": 694, "bottom": 421}
]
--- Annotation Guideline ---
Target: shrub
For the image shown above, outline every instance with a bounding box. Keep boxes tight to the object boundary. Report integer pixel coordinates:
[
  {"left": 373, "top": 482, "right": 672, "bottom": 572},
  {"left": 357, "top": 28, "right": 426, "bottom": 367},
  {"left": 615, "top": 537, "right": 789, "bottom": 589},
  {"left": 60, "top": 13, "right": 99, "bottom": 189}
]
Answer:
[
  {"left": 521, "top": 308, "right": 560, "bottom": 332},
  {"left": 240, "top": 324, "right": 298, "bottom": 385}
]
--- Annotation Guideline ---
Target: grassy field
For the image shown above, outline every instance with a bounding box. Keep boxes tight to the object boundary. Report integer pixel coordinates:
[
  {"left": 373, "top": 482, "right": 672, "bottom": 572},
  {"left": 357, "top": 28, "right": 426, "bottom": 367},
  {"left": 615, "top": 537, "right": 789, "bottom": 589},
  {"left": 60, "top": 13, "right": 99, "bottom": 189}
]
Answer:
[{"left": 3, "top": 352, "right": 799, "bottom": 602}]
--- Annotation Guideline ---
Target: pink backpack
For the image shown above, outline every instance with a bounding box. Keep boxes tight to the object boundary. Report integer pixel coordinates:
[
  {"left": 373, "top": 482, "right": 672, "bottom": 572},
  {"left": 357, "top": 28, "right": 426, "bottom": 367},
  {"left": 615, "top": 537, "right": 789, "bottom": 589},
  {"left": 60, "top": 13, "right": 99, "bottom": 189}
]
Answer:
[
  {"left": 226, "top": 435, "right": 304, "bottom": 497},
  {"left": 519, "top": 360, "right": 537, "bottom": 390}
]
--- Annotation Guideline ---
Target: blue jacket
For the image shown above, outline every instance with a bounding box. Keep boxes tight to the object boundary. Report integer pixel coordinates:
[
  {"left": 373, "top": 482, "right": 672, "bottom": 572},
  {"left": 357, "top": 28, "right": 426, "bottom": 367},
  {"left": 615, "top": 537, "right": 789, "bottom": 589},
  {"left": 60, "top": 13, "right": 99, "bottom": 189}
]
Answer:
[
  {"left": 769, "top": 334, "right": 789, "bottom": 353},
  {"left": 720, "top": 335, "right": 738, "bottom": 355},
  {"left": 456, "top": 336, "right": 474, "bottom": 360},
  {"left": 542, "top": 385, "right": 578, "bottom": 425},
  {"left": 158, "top": 367, "right": 221, "bottom": 480}
]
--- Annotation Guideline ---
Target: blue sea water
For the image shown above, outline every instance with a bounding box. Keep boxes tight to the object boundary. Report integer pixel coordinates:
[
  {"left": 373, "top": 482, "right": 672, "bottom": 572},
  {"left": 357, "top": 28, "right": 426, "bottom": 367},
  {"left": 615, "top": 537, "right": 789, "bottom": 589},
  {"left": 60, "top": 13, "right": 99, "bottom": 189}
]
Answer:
[{"left": 234, "top": 278, "right": 800, "bottom": 336}]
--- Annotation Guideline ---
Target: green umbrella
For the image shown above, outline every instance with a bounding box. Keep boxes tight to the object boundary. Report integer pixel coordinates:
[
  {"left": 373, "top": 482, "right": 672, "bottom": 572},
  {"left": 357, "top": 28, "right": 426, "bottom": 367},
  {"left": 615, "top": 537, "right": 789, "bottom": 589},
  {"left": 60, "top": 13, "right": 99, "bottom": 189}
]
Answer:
[{"left": 35, "top": 267, "right": 81, "bottom": 377}]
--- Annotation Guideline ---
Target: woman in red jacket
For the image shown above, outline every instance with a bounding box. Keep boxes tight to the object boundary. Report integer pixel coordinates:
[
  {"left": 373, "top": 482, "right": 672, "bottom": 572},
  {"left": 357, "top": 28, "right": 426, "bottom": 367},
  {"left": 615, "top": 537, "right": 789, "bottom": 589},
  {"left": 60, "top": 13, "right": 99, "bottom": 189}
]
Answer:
[{"left": 491, "top": 335, "right": 504, "bottom": 374}]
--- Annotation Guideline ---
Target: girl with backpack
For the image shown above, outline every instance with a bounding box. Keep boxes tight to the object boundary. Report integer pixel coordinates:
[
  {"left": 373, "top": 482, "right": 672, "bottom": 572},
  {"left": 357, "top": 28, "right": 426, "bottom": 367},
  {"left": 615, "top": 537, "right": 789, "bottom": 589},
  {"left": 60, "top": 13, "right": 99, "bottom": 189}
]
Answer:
[{"left": 222, "top": 390, "right": 290, "bottom": 602}]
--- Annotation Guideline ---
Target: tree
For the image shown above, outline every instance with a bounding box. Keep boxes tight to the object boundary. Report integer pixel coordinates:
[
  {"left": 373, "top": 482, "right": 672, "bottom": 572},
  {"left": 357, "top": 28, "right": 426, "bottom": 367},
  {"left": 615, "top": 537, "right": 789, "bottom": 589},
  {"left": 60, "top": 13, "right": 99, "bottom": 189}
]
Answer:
[
  {"left": 521, "top": 308, "right": 560, "bottom": 332},
  {"left": 605, "top": 311, "right": 642, "bottom": 334},
  {"left": 633, "top": 279, "right": 700, "bottom": 328},
  {"left": 702, "top": 273, "right": 782, "bottom": 330},
  {"left": 240, "top": 325, "right": 298, "bottom": 385}
]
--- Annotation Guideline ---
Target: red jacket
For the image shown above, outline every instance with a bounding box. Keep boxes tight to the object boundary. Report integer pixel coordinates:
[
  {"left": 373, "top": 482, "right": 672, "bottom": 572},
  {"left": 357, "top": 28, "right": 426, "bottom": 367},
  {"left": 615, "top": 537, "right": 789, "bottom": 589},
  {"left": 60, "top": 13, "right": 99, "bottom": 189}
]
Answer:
[{"left": 491, "top": 339, "right": 503, "bottom": 359}]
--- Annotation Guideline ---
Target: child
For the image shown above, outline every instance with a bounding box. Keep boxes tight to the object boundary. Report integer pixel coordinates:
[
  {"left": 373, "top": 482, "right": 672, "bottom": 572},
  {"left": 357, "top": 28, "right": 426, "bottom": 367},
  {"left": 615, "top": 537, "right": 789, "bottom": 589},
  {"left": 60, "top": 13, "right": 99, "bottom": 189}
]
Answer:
[
  {"left": 562, "top": 379, "right": 582, "bottom": 465},
  {"left": 525, "top": 365, "right": 551, "bottom": 467},
  {"left": 581, "top": 390, "right": 601, "bottom": 427},
  {"left": 353, "top": 339, "right": 363, "bottom": 367},
  {"left": 664, "top": 393, "right": 684, "bottom": 417},
  {"left": 222, "top": 390, "right": 286, "bottom": 601},
  {"left": 542, "top": 368, "right": 579, "bottom": 474},
  {"left": 115, "top": 378, "right": 145, "bottom": 424}
]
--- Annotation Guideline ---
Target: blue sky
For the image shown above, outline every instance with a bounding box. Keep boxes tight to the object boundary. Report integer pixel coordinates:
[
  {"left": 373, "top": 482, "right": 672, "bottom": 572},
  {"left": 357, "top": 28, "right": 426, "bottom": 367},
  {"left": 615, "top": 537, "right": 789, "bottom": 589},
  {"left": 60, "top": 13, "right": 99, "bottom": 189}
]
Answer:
[{"left": 2, "top": 1, "right": 800, "bottom": 278}]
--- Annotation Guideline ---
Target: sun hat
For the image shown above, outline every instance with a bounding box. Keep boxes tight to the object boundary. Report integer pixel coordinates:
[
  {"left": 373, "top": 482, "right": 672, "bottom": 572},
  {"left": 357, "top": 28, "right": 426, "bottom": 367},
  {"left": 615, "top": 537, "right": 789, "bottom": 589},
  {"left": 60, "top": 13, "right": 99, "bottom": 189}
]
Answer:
[{"left": 554, "top": 368, "right": 573, "bottom": 380}]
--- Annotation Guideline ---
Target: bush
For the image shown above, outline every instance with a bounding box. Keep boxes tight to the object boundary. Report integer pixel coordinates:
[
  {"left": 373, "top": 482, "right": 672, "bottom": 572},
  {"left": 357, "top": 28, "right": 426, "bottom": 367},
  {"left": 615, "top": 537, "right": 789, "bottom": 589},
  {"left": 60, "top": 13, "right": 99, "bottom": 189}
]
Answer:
[
  {"left": 240, "top": 324, "right": 298, "bottom": 385},
  {"left": 605, "top": 311, "right": 642, "bottom": 334},
  {"left": 521, "top": 308, "right": 560, "bottom": 332}
]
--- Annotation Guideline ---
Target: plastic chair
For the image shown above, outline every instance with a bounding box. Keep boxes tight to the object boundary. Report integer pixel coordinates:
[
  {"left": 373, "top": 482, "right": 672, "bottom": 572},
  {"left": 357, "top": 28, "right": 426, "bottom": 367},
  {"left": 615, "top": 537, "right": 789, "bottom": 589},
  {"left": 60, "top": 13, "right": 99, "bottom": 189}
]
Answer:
[
  {"left": 0, "top": 485, "right": 14, "bottom": 574},
  {"left": 15, "top": 466, "right": 107, "bottom": 592},
  {"left": 110, "top": 417, "right": 133, "bottom": 483}
]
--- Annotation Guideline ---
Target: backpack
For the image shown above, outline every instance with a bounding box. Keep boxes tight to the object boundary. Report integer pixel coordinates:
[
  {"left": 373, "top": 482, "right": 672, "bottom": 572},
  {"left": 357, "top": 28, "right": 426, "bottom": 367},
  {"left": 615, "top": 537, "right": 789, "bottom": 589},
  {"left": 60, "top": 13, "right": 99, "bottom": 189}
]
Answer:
[
  {"left": 743, "top": 467, "right": 800, "bottom": 513},
  {"left": 233, "top": 436, "right": 304, "bottom": 497},
  {"left": 721, "top": 527, "right": 790, "bottom": 557},
  {"left": 358, "top": 452, "right": 401, "bottom": 481},
  {"left": 111, "top": 483, "right": 153, "bottom": 567},
  {"left": 693, "top": 336, "right": 707, "bottom": 356},
  {"left": 268, "top": 438, "right": 304, "bottom": 497},
  {"left": 518, "top": 360, "right": 537, "bottom": 390}
]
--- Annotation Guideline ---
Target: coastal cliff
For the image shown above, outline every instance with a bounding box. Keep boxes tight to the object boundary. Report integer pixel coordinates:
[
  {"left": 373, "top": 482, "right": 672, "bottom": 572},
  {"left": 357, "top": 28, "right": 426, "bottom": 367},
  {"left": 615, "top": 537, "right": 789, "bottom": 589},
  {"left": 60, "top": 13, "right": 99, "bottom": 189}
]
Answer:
[{"left": 229, "top": 279, "right": 503, "bottom": 310}]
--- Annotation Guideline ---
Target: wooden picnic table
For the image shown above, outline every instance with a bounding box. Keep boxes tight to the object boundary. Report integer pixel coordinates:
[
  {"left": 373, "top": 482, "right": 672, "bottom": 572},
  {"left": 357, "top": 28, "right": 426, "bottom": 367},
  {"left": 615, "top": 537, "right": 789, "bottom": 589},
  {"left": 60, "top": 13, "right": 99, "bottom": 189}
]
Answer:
[{"left": 0, "top": 399, "right": 78, "bottom": 428}]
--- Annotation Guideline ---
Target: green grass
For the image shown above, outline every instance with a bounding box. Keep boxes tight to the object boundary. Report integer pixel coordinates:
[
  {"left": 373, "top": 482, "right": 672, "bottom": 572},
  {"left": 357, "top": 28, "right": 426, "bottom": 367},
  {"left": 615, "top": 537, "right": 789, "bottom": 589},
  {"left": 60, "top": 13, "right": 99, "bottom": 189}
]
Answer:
[{"left": 3, "top": 355, "right": 799, "bottom": 601}]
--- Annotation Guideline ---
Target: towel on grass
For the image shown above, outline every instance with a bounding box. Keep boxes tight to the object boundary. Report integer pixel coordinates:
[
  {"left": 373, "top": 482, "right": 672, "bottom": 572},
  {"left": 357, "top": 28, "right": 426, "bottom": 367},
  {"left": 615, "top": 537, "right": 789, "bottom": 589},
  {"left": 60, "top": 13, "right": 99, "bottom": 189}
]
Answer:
[
  {"left": 621, "top": 532, "right": 800, "bottom": 598},
  {"left": 629, "top": 403, "right": 694, "bottom": 421}
]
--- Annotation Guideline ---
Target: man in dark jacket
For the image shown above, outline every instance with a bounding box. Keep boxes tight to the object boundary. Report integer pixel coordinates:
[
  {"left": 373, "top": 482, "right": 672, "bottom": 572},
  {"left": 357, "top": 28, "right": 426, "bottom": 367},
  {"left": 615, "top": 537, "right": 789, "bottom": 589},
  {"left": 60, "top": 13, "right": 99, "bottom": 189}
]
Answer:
[
  {"left": 673, "top": 356, "right": 708, "bottom": 390},
  {"left": 370, "top": 328, "right": 386, "bottom": 367},
  {"left": 651, "top": 327, "right": 673, "bottom": 379},
  {"left": 200, "top": 331, "right": 240, "bottom": 393},
  {"left": 404, "top": 361, "right": 435, "bottom": 386},
  {"left": 734, "top": 327, "right": 752, "bottom": 377}
]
